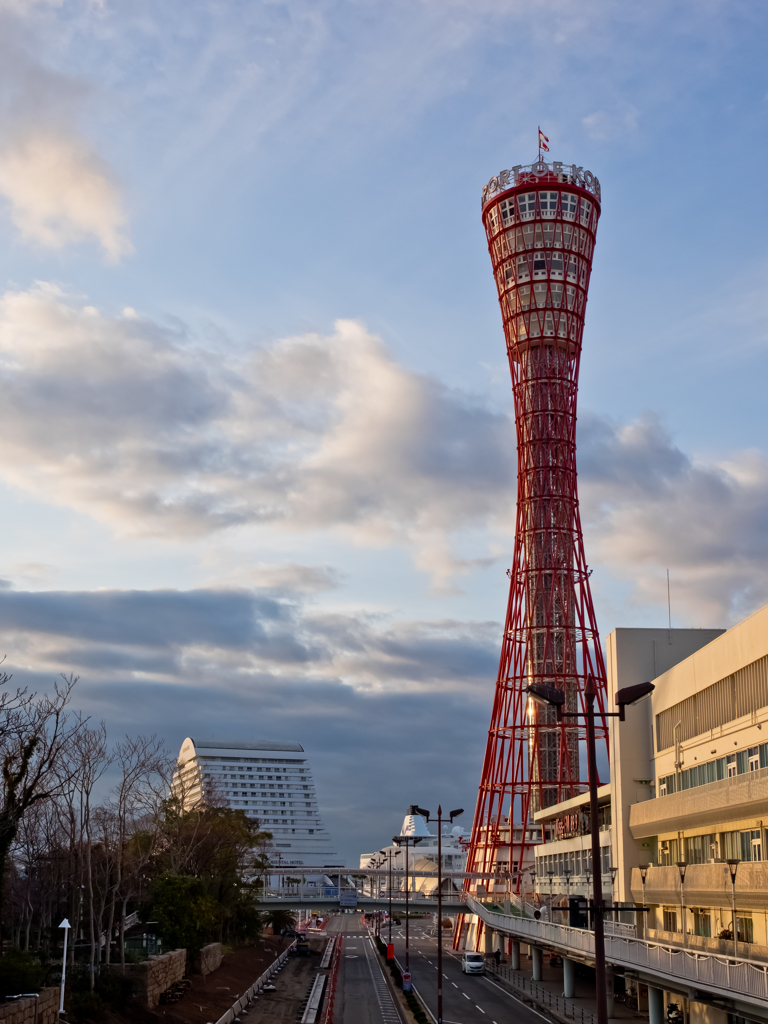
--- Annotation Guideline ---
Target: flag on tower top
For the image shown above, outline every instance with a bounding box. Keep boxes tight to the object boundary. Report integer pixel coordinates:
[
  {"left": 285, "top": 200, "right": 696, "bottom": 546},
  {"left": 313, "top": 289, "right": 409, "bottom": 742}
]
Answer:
[{"left": 538, "top": 128, "right": 550, "bottom": 153}]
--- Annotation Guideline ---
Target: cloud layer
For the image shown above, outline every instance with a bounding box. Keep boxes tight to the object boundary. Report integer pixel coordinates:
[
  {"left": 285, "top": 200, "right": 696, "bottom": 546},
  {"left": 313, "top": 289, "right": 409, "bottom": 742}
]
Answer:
[
  {"left": 0, "top": 283, "right": 767, "bottom": 622},
  {"left": 0, "top": 284, "right": 514, "bottom": 589}
]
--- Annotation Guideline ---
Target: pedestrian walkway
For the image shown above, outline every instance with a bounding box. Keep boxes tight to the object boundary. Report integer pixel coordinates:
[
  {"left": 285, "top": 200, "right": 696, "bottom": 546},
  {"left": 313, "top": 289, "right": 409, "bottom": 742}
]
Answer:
[{"left": 488, "top": 954, "right": 649, "bottom": 1023}]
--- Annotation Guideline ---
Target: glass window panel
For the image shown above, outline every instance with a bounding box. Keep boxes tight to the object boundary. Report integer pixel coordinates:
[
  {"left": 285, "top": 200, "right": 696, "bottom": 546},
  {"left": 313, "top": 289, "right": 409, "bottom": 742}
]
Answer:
[
  {"left": 736, "top": 750, "right": 748, "bottom": 774},
  {"left": 760, "top": 743, "right": 768, "bottom": 769},
  {"left": 748, "top": 747, "right": 759, "bottom": 771}
]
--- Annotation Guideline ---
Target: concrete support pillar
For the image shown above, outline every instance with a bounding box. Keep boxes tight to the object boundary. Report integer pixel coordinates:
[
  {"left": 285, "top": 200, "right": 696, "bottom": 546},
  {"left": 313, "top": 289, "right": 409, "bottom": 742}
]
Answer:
[
  {"left": 511, "top": 941, "right": 520, "bottom": 971},
  {"left": 648, "top": 986, "right": 665, "bottom": 1024},
  {"left": 606, "top": 965, "right": 615, "bottom": 1018},
  {"left": 484, "top": 927, "right": 494, "bottom": 954},
  {"left": 562, "top": 957, "right": 576, "bottom": 998},
  {"left": 531, "top": 945, "right": 543, "bottom": 982},
  {"left": 492, "top": 931, "right": 502, "bottom": 953}
]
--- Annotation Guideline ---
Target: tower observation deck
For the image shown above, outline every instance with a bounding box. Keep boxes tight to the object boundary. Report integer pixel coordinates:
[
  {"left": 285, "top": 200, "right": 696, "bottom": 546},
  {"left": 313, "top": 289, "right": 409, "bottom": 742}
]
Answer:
[{"left": 461, "top": 158, "right": 610, "bottom": 924}]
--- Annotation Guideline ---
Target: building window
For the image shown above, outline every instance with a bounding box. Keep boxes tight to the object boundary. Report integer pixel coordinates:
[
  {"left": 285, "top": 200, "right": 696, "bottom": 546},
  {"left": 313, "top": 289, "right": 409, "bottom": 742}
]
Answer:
[
  {"left": 550, "top": 254, "right": 564, "bottom": 278},
  {"left": 518, "top": 193, "right": 537, "bottom": 220},
  {"left": 499, "top": 199, "right": 515, "bottom": 226},
  {"left": 663, "top": 909, "right": 678, "bottom": 933},
  {"left": 659, "top": 839, "right": 679, "bottom": 866},
  {"left": 561, "top": 194, "right": 578, "bottom": 220},
  {"left": 749, "top": 747, "right": 760, "bottom": 772},
  {"left": 727, "top": 754, "right": 737, "bottom": 778},
  {"left": 579, "top": 200, "right": 593, "bottom": 227},
  {"left": 737, "top": 917, "right": 754, "bottom": 943},
  {"left": 539, "top": 191, "right": 558, "bottom": 218},
  {"left": 693, "top": 910, "right": 711, "bottom": 938},
  {"left": 532, "top": 252, "right": 547, "bottom": 278}
]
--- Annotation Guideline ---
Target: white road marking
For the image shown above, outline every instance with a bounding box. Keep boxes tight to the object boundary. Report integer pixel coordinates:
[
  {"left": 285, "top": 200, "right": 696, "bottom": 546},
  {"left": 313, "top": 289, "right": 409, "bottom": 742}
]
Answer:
[
  {"left": 452, "top": 982, "right": 459, "bottom": 988},
  {"left": 476, "top": 1007, "right": 486, "bottom": 1014},
  {"left": 463, "top": 992, "right": 471, "bottom": 999}
]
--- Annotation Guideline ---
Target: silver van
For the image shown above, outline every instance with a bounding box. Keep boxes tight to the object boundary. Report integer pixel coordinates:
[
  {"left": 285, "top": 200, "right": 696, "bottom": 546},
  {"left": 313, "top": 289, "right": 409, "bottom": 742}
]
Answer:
[{"left": 461, "top": 951, "right": 485, "bottom": 974}]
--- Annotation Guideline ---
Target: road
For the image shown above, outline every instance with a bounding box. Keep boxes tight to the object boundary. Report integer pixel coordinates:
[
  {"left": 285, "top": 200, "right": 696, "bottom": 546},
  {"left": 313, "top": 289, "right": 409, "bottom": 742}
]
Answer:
[
  {"left": 385, "top": 920, "right": 547, "bottom": 1024},
  {"left": 326, "top": 913, "right": 404, "bottom": 1024}
]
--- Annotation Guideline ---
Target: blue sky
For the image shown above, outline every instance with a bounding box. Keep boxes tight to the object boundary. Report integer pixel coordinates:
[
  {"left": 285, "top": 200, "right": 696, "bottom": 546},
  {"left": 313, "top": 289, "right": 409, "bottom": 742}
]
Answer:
[{"left": 0, "top": 0, "right": 767, "bottom": 862}]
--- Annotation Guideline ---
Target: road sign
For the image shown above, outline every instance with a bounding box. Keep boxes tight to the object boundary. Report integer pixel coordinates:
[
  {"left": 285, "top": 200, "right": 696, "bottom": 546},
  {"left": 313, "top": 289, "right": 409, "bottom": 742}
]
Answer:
[
  {"left": 339, "top": 890, "right": 358, "bottom": 907},
  {"left": 386, "top": 943, "right": 394, "bottom": 960},
  {"left": 402, "top": 971, "right": 412, "bottom": 991}
]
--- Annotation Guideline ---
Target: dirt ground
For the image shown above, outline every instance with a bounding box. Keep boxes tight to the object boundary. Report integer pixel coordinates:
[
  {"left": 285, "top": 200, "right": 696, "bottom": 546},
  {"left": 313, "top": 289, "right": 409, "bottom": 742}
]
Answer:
[{"left": 157, "top": 938, "right": 293, "bottom": 1024}]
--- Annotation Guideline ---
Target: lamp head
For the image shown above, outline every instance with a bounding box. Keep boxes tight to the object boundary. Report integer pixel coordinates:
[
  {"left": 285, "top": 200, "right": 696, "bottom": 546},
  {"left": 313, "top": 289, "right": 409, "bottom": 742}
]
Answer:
[
  {"left": 526, "top": 683, "right": 565, "bottom": 720},
  {"left": 676, "top": 860, "right": 687, "bottom": 882},
  {"left": 639, "top": 863, "right": 650, "bottom": 883},
  {"left": 615, "top": 682, "right": 655, "bottom": 720},
  {"left": 412, "top": 805, "right": 431, "bottom": 819},
  {"left": 449, "top": 808, "right": 464, "bottom": 820}
]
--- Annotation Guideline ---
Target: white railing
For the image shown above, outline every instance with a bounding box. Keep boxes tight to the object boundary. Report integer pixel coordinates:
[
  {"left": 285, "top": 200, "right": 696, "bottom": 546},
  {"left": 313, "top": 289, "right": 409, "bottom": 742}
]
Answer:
[
  {"left": 604, "top": 920, "right": 636, "bottom": 939},
  {"left": 465, "top": 896, "right": 768, "bottom": 1005}
]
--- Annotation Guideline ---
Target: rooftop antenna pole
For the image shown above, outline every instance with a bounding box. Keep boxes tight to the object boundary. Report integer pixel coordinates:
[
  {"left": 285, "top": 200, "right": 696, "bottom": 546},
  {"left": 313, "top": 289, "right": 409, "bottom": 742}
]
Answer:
[{"left": 667, "top": 569, "right": 672, "bottom": 644}]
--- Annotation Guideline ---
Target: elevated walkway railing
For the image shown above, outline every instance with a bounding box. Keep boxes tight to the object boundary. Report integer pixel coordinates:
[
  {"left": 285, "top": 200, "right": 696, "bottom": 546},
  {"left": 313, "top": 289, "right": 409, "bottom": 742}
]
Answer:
[{"left": 465, "top": 895, "right": 768, "bottom": 1007}]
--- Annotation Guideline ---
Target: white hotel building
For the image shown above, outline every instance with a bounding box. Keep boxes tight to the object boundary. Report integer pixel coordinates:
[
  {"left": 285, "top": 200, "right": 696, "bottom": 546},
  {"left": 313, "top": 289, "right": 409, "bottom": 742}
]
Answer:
[{"left": 174, "top": 738, "right": 341, "bottom": 868}]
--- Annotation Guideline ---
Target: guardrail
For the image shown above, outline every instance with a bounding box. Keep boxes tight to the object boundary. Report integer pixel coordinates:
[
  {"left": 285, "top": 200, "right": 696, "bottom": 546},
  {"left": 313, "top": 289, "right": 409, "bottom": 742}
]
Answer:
[
  {"left": 214, "top": 940, "right": 296, "bottom": 1024},
  {"left": 301, "top": 974, "right": 327, "bottom": 1023},
  {"left": 466, "top": 895, "right": 768, "bottom": 1006},
  {"left": 488, "top": 960, "right": 597, "bottom": 1024}
]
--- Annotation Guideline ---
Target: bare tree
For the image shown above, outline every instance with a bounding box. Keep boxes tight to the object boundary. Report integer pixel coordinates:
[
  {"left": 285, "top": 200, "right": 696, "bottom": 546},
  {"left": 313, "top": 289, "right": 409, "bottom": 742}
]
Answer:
[{"left": 0, "top": 674, "right": 85, "bottom": 940}]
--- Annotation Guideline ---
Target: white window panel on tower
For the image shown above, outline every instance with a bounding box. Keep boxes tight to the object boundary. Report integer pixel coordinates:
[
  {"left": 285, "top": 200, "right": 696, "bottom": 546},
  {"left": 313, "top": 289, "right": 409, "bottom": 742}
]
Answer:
[
  {"left": 538, "top": 191, "right": 558, "bottom": 218},
  {"left": 561, "top": 193, "right": 578, "bottom": 220}
]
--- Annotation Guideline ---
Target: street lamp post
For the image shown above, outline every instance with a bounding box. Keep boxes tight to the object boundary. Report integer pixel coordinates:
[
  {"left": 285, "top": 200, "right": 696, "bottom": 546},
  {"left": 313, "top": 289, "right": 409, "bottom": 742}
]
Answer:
[
  {"left": 639, "top": 865, "right": 649, "bottom": 938},
  {"left": 726, "top": 859, "right": 740, "bottom": 958},
  {"left": 59, "top": 918, "right": 71, "bottom": 1015},
  {"left": 393, "top": 814, "right": 424, "bottom": 981},
  {"left": 676, "top": 861, "right": 687, "bottom": 947},
  {"left": 526, "top": 676, "right": 655, "bottom": 1024},
  {"left": 379, "top": 849, "right": 393, "bottom": 946},
  {"left": 411, "top": 804, "right": 464, "bottom": 1024}
]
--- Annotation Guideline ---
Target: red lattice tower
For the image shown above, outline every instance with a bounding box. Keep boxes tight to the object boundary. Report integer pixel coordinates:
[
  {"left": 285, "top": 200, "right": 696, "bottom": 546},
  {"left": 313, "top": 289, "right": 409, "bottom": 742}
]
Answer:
[{"left": 458, "top": 157, "right": 610, "bottom": 943}]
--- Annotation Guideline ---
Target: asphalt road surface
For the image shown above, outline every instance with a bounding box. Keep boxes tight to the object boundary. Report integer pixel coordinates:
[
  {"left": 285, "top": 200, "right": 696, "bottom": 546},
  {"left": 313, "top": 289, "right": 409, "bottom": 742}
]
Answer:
[
  {"left": 385, "top": 921, "right": 548, "bottom": 1024},
  {"left": 327, "top": 914, "right": 404, "bottom": 1024}
]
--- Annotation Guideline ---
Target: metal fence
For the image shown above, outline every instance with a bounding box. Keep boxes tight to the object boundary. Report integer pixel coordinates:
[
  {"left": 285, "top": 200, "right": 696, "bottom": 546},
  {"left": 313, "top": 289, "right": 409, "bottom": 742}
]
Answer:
[{"left": 488, "top": 961, "right": 597, "bottom": 1024}]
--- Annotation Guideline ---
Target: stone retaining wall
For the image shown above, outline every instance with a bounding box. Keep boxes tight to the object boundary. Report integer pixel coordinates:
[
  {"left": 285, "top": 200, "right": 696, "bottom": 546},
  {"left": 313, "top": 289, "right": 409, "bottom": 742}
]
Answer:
[
  {"left": 0, "top": 987, "right": 59, "bottom": 1024},
  {"left": 103, "top": 948, "right": 186, "bottom": 1008},
  {"left": 194, "top": 942, "right": 223, "bottom": 976}
]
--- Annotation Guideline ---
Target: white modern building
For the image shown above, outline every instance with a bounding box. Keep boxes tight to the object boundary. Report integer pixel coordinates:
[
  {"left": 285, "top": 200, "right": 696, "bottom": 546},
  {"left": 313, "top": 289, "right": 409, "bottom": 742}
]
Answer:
[
  {"left": 174, "top": 737, "right": 341, "bottom": 868},
  {"left": 360, "top": 811, "right": 468, "bottom": 894}
]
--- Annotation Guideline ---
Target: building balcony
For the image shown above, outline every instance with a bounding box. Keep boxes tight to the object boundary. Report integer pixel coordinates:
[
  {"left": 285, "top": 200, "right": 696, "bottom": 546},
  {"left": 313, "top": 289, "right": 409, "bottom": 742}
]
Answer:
[
  {"left": 630, "top": 863, "right": 768, "bottom": 914},
  {"left": 645, "top": 928, "right": 768, "bottom": 964},
  {"left": 629, "top": 767, "right": 768, "bottom": 837}
]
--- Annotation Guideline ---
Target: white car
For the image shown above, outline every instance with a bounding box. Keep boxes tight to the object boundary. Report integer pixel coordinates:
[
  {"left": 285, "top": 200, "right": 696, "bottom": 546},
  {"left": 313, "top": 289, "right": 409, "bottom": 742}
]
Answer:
[{"left": 461, "top": 952, "right": 485, "bottom": 975}]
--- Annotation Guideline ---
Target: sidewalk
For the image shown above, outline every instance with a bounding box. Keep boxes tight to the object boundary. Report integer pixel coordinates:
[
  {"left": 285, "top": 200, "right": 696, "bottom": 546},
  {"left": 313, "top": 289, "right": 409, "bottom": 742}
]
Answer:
[{"left": 487, "top": 953, "right": 649, "bottom": 1024}]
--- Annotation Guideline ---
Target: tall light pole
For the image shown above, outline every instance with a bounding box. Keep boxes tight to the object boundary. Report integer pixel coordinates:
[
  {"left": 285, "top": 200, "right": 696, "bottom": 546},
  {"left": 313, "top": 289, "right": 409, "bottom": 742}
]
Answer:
[
  {"left": 676, "top": 861, "right": 687, "bottom": 947},
  {"left": 726, "top": 859, "right": 740, "bottom": 958},
  {"left": 380, "top": 848, "right": 401, "bottom": 949},
  {"left": 527, "top": 677, "right": 655, "bottom": 1024},
  {"left": 639, "top": 865, "right": 649, "bottom": 938},
  {"left": 411, "top": 804, "right": 463, "bottom": 1024},
  {"left": 59, "top": 918, "right": 71, "bottom": 1015},
  {"left": 394, "top": 812, "right": 424, "bottom": 983}
]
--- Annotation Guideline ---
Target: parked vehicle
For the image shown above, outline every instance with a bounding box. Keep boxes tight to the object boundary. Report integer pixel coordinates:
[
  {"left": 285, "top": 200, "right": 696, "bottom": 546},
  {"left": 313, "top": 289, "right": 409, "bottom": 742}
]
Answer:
[{"left": 461, "top": 952, "right": 485, "bottom": 975}]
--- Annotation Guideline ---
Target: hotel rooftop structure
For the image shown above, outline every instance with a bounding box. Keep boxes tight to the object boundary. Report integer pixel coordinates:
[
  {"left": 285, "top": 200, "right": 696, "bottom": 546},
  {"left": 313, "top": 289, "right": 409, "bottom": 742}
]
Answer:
[{"left": 174, "top": 737, "right": 341, "bottom": 868}]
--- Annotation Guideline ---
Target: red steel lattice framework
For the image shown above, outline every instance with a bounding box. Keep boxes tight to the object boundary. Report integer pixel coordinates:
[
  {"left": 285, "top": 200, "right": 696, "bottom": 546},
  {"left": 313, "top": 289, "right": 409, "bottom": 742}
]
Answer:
[{"left": 460, "top": 158, "right": 610, "bottom": 935}]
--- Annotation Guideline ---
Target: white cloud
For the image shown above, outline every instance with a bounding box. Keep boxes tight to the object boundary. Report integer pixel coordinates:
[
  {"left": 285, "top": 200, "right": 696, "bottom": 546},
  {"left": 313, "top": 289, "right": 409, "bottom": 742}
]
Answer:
[
  {"left": 579, "top": 414, "right": 768, "bottom": 626},
  {"left": 0, "top": 284, "right": 513, "bottom": 589},
  {"left": 1, "top": 284, "right": 767, "bottom": 618},
  {"left": 0, "top": 131, "right": 132, "bottom": 260}
]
